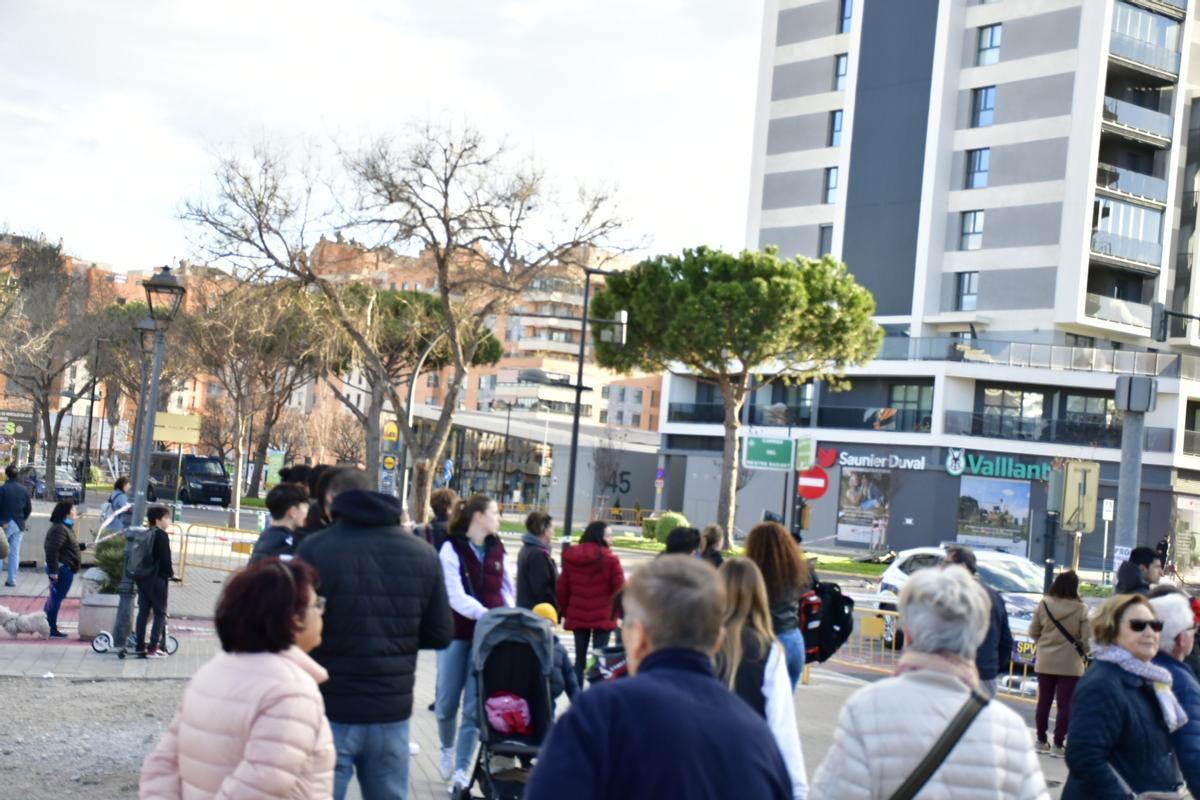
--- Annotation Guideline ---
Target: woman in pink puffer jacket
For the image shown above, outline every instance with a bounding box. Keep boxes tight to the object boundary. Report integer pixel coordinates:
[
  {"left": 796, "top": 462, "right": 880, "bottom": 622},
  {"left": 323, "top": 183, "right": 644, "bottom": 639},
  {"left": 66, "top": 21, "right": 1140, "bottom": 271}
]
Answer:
[{"left": 140, "top": 558, "right": 335, "bottom": 799}]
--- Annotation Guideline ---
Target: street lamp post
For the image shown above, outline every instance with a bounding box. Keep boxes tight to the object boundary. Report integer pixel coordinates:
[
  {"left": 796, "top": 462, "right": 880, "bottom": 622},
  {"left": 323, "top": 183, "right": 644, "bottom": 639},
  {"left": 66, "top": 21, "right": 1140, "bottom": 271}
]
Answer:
[
  {"left": 130, "top": 267, "right": 186, "bottom": 527},
  {"left": 129, "top": 319, "right": 156, "bottom": 497}
]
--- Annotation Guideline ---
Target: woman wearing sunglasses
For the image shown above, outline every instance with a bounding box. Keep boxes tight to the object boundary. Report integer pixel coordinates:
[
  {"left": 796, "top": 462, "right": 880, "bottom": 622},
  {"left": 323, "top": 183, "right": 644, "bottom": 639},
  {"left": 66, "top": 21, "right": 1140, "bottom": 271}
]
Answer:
[{"left": 1062, "top": 593, "right": 1189, "bottom": 799}]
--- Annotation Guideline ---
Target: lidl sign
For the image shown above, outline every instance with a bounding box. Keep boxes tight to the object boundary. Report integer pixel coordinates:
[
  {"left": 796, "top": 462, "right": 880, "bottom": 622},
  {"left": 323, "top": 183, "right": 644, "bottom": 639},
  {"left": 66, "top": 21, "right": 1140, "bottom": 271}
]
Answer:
[{"left": 945, "top": 448, "right": 1051, "bottom": 481}]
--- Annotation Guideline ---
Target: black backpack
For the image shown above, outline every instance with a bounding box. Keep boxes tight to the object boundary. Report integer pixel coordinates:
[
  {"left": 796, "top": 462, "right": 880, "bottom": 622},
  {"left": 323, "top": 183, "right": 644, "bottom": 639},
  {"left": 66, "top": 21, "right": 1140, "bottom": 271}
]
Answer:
[
  {"left": 124, "top": 528, "right": 157, "bottom": 580},
  {"left": 798, "top": 580, "right": 855, "bottom": 663}
]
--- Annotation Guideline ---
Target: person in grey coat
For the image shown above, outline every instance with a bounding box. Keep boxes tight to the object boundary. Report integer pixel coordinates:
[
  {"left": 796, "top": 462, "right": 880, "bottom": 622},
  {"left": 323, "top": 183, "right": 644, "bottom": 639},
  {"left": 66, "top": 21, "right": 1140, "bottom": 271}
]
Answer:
[{"left": 0, "top": 464, "right": 32, "bottom": 587}]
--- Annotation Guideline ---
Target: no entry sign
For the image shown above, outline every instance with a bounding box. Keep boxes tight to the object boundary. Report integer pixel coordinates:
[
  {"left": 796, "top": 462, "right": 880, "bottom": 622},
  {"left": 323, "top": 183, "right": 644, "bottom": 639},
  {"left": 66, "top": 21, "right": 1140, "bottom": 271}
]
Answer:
[{"left": 797, "top": 467, "right": 830, "bottom": 500}]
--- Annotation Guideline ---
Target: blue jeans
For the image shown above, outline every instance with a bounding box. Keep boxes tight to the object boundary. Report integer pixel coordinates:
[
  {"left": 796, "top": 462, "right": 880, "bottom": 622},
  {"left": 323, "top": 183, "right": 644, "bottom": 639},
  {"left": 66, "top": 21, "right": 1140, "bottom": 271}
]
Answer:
[
  {"left": 44, "top": 564, "right": 74, "bottom": 634},
  {"left": 330, "top": 719, "right": 410, "bottom": 800},
  {"left": 435, "top": 638, "right": 479, "bottom": 774},
  {"left": 778, "top": 628, "right": 806, "bottom": 690},
  {"left": 4, "top": 521, "right": 21, "bottom": 584}
]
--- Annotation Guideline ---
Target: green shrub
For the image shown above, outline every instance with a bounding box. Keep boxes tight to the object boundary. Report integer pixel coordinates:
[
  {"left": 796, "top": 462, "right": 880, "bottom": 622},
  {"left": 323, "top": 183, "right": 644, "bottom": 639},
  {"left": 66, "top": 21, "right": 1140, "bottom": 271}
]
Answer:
[
  {"left": 642, "top": 516, "right": 657, "bottom": 540},
  {"left": 654, "top": 510, "right": 690, "bottom": 544},
  {"left": 94, "top": 534, "right": 125, "bottom": 594},
  {"left": 87, "top": 465, "right": 102, "bottom": 484}
]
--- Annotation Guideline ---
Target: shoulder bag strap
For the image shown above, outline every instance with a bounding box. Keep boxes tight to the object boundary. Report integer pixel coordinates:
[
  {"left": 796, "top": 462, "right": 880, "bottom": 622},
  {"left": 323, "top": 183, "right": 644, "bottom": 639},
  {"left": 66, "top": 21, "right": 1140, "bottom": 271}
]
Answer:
[
  {"left": 887, "top": 688, "right": 990, "bottom": 800},
  {"left": 1042, "top": 601, "right": 1088, "bottom": 661}
]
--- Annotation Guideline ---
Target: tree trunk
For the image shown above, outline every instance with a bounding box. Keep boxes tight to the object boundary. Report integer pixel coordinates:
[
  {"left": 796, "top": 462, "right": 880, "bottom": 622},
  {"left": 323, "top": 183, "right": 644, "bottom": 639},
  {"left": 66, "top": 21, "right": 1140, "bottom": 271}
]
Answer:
[
  {"left": 718, "top": 410, "right": 740, "bottom": 549},
  {"left": 246, "top": 424, "right": 272, "bottom": 498},
  {"left": 228, "top": 416, "right": 247, "bottom": 528},
  {"left": 363, "top": 385, "right": 384, "bottom": 489},
  {"left": 42, "top": 408, "right": 57, "bottom": 497},
  {"left": 411, "top": 458, "right": 435, "bottom": 523}
]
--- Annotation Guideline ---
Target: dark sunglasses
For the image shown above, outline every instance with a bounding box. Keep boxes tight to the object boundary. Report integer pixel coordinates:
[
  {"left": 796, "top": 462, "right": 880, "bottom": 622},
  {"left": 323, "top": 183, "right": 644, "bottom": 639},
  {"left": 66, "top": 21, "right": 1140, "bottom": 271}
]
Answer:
[{"left": 1129, "top": 619, "right": 1164, "bottom": 633}]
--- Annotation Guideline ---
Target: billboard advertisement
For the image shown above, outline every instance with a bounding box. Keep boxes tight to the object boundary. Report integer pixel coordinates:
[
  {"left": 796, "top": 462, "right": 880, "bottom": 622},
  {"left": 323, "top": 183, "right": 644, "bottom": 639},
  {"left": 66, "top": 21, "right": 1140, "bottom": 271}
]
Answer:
[
  {"left": 836, "top": 468, "right": 890, "bottom": 548},
  {"left": 956, "top": 475, "right": 1031, "bottom": 556}
]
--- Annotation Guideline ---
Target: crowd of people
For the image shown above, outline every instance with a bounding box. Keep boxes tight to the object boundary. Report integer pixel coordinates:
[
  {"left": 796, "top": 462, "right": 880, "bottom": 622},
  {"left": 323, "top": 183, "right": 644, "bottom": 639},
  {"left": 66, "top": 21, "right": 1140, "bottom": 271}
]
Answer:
[
  {"left": 124, "top": 463, "right": 827, "bottom": 799},
  {"left": 114, "top": 461, "right": 1200, "bottom": 799}
]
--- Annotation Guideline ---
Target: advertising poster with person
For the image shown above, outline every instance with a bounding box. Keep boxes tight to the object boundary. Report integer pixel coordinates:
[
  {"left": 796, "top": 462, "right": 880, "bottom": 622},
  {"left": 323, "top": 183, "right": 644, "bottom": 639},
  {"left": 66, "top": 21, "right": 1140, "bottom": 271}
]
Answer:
[
  {"left": 956, "top": 475, "right": 1031, "bottom": 556},
  {"left": 836, "top": 468, "right": 890, "bottom": 548}
]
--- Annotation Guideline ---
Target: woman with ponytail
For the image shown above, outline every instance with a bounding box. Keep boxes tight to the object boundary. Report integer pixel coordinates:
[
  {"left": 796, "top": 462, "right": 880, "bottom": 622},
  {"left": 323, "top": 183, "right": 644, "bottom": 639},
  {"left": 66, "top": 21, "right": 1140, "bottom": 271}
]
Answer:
[{"left": 435, "top": 494, "right": 514, "bottom": 791}]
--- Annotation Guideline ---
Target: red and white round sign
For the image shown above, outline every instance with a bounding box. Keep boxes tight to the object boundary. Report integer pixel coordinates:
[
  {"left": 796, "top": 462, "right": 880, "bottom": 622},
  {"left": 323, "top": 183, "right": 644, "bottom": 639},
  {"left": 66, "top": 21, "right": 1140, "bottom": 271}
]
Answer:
[{"left": 797, "top": 467, "right": 830, "bottom": 500}]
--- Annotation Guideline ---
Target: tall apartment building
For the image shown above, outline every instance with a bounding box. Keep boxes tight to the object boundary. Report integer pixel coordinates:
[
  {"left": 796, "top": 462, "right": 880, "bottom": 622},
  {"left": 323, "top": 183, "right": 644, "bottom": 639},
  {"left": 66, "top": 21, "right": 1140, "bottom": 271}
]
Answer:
[{"left": 661, "top": 0, "right": 1200, "bottom": 573}]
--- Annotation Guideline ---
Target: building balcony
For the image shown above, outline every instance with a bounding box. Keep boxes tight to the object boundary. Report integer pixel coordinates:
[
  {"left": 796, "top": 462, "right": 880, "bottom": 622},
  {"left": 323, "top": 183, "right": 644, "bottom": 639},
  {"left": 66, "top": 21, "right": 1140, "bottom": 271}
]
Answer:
[
  {"left": 668, "top": 402, "right": 726, "bottom": 424},
  {"left": 750, "top": 404, "right": 812, "bottom": 427},
  {"left": 1097, "top": 163, "right": 1168, "bottom": 204},
  {"left": 516, "top": 337, "right": 580, "bottom": 355},
  {"left": 1090, "top": 229, "right": 1162, "bottom": 268},
  {"left": 871, "top": 335, "right": 1181, "bottom": 376},
  {"left": 1085, "top": 292, "right": 1153, "bottom": 328},
  {"left": 1186, "top": 430, "right": 1200, "bottom": 457},
  {"left": 1109, "top": 31, "right": 1181, "bottom": 75},
  {"left": 817, "top": 406, "right": 932, "bottom": 433},
  {"left": 1102, "top": 96, "right": 1173, "bottom": 142},
  {"left": 945, "top": 411, "right": 1173, "bottom": 452}
]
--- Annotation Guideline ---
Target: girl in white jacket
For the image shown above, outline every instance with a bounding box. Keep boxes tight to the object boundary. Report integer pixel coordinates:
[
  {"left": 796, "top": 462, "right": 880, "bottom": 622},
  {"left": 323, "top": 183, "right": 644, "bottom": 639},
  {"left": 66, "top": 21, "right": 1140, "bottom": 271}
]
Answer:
[{"left": 715, "top": 558, "right": 808, "bottom": 800}]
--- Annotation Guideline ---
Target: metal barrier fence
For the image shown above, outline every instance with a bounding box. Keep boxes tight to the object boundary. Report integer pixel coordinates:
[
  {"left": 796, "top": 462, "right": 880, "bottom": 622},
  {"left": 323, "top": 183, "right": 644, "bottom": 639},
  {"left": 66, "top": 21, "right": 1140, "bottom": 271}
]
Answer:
[
  {"left": 824, "top": 600, "right": 1039, "bottom": 704},
  {"left": 176, "top": 523, "right": 260, "bottom": 580}
]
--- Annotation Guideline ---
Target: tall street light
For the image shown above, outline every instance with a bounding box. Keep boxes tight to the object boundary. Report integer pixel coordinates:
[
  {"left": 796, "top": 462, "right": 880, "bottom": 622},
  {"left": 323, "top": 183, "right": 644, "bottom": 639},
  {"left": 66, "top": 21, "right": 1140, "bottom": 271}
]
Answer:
[
  {"left": 80, "top": 337, "right": 110, "bottom": 502},
  {"left": 130, "top": 267, "right": 186, "bottom": 526}
]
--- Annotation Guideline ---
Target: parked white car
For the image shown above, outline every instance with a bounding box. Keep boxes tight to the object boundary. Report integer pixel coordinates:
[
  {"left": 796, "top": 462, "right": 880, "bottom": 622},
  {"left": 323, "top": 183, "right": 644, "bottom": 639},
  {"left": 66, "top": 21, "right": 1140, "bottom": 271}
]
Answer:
[{"left": 876, "top": 546, "right": 1044, "bottom": 669}]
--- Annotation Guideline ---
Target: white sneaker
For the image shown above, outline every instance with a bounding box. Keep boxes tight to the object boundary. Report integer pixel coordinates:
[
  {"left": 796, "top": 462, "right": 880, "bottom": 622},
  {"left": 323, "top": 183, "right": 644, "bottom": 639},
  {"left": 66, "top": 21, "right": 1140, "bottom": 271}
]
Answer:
[
  {"left": 439, "top": 748, "right": 454, "bottom": 781},
  {"left": 409, "top": 741, "right": 421, "bottom": 756},
  {"left": 451, "top": 769, "right": 470, "bottom": 790}
]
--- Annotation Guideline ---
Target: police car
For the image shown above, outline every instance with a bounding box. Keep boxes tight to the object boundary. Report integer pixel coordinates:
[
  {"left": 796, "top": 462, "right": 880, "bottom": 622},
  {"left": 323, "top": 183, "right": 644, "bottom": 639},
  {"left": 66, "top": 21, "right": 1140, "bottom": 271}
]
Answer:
[{"left": 876, "top": 546, "right": 1044, "bottom": 667}]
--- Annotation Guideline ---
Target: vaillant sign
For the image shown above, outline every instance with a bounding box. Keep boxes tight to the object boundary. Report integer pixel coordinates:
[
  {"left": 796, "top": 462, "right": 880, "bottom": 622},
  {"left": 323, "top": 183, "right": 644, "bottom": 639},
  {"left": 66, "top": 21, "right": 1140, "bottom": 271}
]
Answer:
[{"left": 944, "top": 448, "right": 1051, "bottom": 481}]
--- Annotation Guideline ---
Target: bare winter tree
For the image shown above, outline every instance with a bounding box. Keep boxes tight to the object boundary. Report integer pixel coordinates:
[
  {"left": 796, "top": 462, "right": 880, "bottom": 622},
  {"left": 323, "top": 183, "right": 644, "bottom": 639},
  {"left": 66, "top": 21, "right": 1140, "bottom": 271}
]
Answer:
[
  {"left": 199, "top": 397, "right": 236, "bottom": 465},
  {"left": 182, "top": 125, "right": 623, "bottom": 520},
  {"left": 270, "top": 408, "right": 309, "bottom": 465},
  {"left": 0, "top": 239, "right": 98, "bottom": 494}
]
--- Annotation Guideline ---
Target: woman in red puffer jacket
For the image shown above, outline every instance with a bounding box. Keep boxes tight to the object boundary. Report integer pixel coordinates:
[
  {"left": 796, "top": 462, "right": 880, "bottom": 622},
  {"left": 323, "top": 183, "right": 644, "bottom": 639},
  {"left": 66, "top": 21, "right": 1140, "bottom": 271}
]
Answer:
[{"left": 558, "top": 520, "right": 625, "bottom": 687}]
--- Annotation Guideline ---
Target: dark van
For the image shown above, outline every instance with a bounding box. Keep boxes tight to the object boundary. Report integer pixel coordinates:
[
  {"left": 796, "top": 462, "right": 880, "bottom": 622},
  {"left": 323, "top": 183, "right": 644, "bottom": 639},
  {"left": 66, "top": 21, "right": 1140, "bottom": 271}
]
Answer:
[{"left": 147, "top": 452, "right": 232, "bottom": 507}]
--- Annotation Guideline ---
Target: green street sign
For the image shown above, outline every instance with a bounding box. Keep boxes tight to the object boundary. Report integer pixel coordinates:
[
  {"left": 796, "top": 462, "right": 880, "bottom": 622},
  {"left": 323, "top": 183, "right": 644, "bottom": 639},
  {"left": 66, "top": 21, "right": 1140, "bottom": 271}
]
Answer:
[
  {"left": 744, "top": 436, "right": 795, "bottom": 471},
  {"left": 794, "top": 435, "right": 814, "bottom": 470}
]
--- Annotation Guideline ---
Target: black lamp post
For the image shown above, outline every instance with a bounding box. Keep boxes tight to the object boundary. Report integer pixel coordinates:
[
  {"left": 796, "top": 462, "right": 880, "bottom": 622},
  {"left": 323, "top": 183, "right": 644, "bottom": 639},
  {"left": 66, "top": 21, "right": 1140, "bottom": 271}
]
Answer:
[
  {"left": 80, "top": 338, "right": 110, "bottom": 502},
  {"left": 130, "top": 267, "right": 186, "bottom": 526}
]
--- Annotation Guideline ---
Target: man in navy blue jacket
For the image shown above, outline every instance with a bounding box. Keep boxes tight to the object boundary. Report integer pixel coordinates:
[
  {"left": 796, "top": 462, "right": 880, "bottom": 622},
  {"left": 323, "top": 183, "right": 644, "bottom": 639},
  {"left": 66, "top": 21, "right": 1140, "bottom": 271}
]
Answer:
[
  {"left": 945, "top": 545, "right": 1013, "bottom": 697},
  {"left": 525, "top": 556, "right": 793, "bottom": 800},
  {"left": 0, "top": 464, "right": 31, "bottom": 587}
]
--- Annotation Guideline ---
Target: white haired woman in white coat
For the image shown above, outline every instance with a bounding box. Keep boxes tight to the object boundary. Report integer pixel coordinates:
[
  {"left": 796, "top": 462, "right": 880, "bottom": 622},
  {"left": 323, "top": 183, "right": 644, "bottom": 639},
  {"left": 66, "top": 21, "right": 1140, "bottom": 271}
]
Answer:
[{"left": 809, "top": 565, "right": 1049, "bottom": 800}]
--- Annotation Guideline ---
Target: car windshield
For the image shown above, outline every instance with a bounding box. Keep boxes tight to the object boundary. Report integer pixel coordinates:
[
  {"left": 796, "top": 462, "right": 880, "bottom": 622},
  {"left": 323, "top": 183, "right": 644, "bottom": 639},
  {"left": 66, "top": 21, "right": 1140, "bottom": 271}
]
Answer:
[
  {"left": 188, "top": 460, "right": 225, "bottom": 477},
  {"left": 977, "top": 559, "right": 1043, "bottom": 594}
]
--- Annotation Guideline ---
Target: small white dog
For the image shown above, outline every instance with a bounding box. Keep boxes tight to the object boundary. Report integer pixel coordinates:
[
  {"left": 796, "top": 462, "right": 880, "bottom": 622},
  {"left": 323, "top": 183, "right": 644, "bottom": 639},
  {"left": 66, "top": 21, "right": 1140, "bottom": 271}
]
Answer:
[{"left": 0, "top": 605, "right": 50, "bottom": 639}]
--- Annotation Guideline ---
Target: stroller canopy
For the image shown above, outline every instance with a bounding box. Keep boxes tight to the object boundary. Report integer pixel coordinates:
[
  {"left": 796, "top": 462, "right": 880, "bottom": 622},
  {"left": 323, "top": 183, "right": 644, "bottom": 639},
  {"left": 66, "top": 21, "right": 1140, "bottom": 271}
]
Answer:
[{"left": 472, "top": 607, "right": 555, "bottom": 677}]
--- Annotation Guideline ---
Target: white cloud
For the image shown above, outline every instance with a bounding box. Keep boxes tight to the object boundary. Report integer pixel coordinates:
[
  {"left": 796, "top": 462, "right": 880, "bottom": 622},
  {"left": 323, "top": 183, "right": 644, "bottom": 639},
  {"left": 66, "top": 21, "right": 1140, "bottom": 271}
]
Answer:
[{"left": 0, "top": 0, "right": 761, "bottom": 268}]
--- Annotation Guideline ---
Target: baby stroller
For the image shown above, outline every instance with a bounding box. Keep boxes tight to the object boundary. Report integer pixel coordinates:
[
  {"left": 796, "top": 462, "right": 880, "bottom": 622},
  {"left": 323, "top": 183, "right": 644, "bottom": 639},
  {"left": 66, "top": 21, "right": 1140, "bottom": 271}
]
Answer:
[{"left": 453, "top": 607, "right": 555, "bottom": 800}]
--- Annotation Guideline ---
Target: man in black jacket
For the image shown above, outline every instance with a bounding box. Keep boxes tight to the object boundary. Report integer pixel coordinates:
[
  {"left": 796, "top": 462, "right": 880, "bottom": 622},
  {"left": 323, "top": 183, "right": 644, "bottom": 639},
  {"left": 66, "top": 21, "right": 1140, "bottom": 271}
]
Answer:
[
  {"left": 517, "top": 511, "right": 558, "bottom": 611},
  {"left": 135, "top": 506, "right": 175, "bottom": 658},
  {"left": 944, "top": 545, "right": 1013, "bottom": 697},
  {"left": 1116, "top": 546, "right": 1163, "bottom": 596},
  {"left": 0, "top": 464, "right": 31, "bottom": 587},
  {"left": 296, "top": 467, "right": 453, "bottom": 800}
]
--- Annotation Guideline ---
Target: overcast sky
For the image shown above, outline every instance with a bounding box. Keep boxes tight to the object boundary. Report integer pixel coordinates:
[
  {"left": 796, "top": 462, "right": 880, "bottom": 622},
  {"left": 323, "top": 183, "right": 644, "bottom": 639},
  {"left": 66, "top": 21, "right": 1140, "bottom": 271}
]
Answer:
[{"left": 0, "top": 0, "right": 763, "bottom": 271}]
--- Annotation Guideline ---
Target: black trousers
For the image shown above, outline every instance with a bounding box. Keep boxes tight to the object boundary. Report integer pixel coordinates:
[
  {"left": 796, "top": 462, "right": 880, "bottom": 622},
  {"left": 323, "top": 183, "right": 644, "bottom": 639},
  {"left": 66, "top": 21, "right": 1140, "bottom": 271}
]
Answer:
[
  {"left": 135, "top": 576, "right": 169, "bottom": 653},
  {"left": 572, "top": 628, "right": 611, "bottom": 687}
]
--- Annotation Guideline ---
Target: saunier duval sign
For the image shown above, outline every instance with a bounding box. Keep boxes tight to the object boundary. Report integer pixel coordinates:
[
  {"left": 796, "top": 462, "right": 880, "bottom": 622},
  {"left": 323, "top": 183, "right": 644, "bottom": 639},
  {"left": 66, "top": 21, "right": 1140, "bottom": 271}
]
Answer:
[
  {"left": 944, "top": 448, "right": 1051, "bottom": 481},
  {"left": 838, "top": 452, "right": 927, "bottom": 470}
]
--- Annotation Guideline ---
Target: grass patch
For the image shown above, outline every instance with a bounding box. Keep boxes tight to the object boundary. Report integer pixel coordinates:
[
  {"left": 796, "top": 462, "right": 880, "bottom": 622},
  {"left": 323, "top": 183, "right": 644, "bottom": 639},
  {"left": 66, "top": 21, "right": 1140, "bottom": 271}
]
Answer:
[
  {"left": 238, "top": 497, "right": 267, "bottom": 509},
  {"left": 1080, "top": 582, "right": 1113, "bottom": 598},
  {"left": 811, "top": 557, "right": 888, "bottom": 578},
  {"left": 500, "top": 520, "right": 525, "bottom": 534},
  {"left": 611, "top": 537, "right": 666, "bottom": 553}
]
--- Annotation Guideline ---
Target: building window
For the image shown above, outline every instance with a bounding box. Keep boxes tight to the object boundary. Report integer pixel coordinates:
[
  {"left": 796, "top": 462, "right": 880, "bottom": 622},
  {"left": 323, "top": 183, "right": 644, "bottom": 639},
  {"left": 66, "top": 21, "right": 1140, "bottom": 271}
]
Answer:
[
  {"left": 632, "top": 389, "right": 644, "bottom": 404},
  {"left": 829, "top": 110, "right": 843, "bottom": 146},
  {"left": 599, "top": 410, "right": 608, "bottom": 424},
  {"left": 479, "top": 374, "right": 496, "bottom": 391},
  {"left": 415, "top": 282, "right": 423, "bottom": 291},
  {"left": 426, "top": 373, "right": 440, "bottom": 388},
  {"left": 977, "top": 24, "right": 1002, "bottom": 66},
  {"left": 1064, "top": 393, "right": 1118, "bottom": 426},
  {"left": 651, "top": 390, "right": 659, "bottom": 407},
  {"left": 823, "top": 167, "right": 839, "bottom": 204},
  {"left": 956, "top": 271, "right": 979, "bottom": 311},
  {"left": 1066, "top": 334, "right": 1096, "bottom": 348},
  {"left": 615, "top": 387, "right": 626, "bottom": 402},
  {"left": 834, "top": 54, "right": 848, "bottom": 91},
  {"left": 616, "top": 410, "right": 625, "bottom": 425},
  {"left": 838, "top": 0, "right": 853, "bottom": 33},
  {"left": 888, "top": 384, "right": 933, "bottom": 431},
  {"left": 980, "top": 385, "right": 1045, "bottom": 439},
  {"left": 960, "top": 211, "right": 985, "bottom": 250},
  {"left": 401, "top": 282, "right": 409, "bottom": 290},
  {"left": 971, "top": 86, "right": 995, "bottom": 127},
  {"left": 818, "top": 225, "right": 834, "bottom": 256},
  {"left": 966, "top": 148, "right": 990, "bottom": 189},
  {"left": 601, "top": 386, "right": 610, "bottom": 399},
  {"left": 632, "top": 412, "right": 642, "bottom": 427}
]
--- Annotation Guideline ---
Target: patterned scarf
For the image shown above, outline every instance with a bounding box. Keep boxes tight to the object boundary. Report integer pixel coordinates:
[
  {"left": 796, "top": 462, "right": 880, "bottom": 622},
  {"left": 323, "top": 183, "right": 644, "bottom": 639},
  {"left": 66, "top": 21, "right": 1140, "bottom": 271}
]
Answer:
[
  {"left": 1092, "top": 643, "right": 1188, "bottom": 733},
  {"left": 895, "top": 650, "right": 980, "bottom": 690}
]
